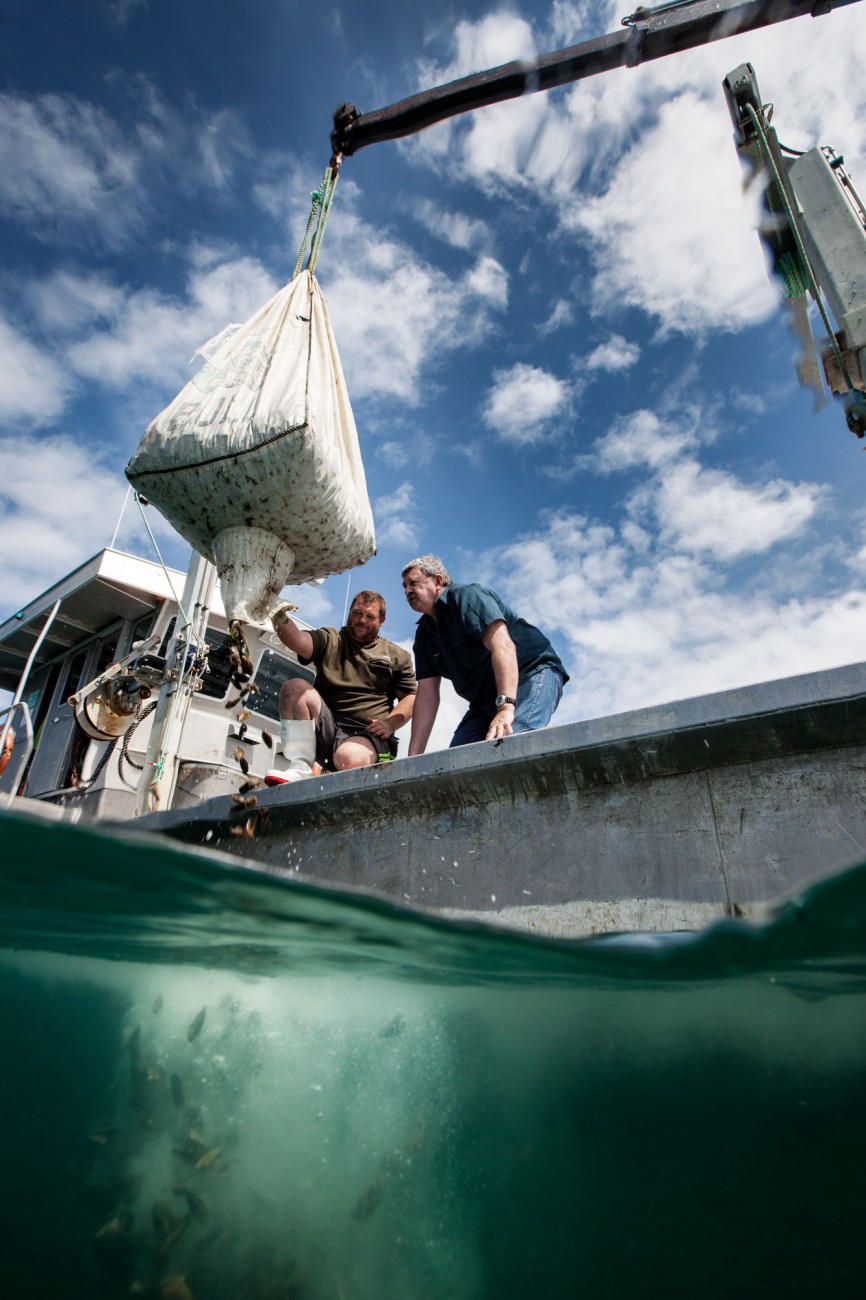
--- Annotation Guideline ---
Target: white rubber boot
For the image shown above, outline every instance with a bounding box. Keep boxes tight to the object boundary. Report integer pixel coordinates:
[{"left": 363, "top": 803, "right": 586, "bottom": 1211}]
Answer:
[{"left": 265, "top": 720, "right": 317, "bottom": 786}]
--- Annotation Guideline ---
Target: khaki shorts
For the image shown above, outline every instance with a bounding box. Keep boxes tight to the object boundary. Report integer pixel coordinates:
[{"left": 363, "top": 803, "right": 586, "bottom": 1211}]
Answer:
[{"left": 315, "top": 701, "right": 399, "bottom": 769}]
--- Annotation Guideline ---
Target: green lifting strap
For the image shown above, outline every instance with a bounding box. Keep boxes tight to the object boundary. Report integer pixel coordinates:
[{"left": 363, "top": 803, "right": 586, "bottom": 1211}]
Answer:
[
  {"left": 293, "top": 162, "right": 341, "bottom": 279},
  {"left": 745, "top": 102, "right": 856, "bottom": 397}
]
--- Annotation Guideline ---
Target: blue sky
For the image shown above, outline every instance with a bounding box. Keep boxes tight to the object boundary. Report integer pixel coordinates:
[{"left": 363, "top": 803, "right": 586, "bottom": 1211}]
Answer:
[{"left": 3, "top": 0, "right": 866, "bottom": 748}]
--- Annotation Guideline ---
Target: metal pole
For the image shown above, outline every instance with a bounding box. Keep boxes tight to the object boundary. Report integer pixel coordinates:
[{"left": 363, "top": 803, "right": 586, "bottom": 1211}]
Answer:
[{"left": 134, "top": 554, "right": 216, "bottom": 815}]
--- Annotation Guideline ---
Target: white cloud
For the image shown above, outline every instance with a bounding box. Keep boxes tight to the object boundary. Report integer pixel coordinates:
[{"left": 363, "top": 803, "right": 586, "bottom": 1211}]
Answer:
[
  {"left": 465, "top": 377, "right": 846, "bottom": 722},
  {"left": 0, "top": 432, "right": 162, "bottom": 616},
  {"left": 0, "top": 94, "right": 133, "bottom": 228},
  {"left": 547, "top": 0, "right": 612, "bottom": 48},
  {"left": 595, "top": 409, "right": 698, "bottom": 472},
  {"left": 373, "top": 481, "right": 419, "bottom": 549},
  {"left": 279, "top": 580, "right": 335, "bottom": 625},
  {"left": 416, "top": 12, "right": 536, "bottom": 85},
  {"left": 643, "top": 459, "right": 824, "bottom": 561},
  {"left": 379, "top": 441, "right": 410, "bottom": 469},
  {"left": 568, "top": 92, "right": 776, "bottom": 335},
  {"left": 103, "top": 0, "right": 147, "bottom": 26},
  {"left": 377, "top": 429, "right": 437, "bottom": 470},
  {"left": 465, "top": 256, "right": 509, "bottom": 307},
  {"left": 66, "top": 255, "right": 278, "bottom": 390},
  {"left": 320, "top": 213, "right": 509, "bottom": 405},
  {"left": 474, "top": 502, "right": 866, "bottom": 724},
  {"left": 594, "top": 408, "right": 822, "bottom": 559},
  {"left": 482, "top": 363, "right": 571, "bottom": 445},
  {"left": 585, "top": 334, "right": 641, "bottom": 373},
  {"left": 0, "top": 314, "right": 74, "bottom": 425}
]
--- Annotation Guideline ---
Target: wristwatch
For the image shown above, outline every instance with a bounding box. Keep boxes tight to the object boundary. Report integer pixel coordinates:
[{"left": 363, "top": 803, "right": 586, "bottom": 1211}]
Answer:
[{"left": 495, "top": 695, "right": 517, "bottom": 709}]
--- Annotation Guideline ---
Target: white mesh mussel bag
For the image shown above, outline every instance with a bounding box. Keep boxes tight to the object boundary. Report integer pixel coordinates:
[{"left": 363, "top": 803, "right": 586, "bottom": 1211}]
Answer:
[{"left": 126, "top": 269, "right": 375, "bottom": 623}]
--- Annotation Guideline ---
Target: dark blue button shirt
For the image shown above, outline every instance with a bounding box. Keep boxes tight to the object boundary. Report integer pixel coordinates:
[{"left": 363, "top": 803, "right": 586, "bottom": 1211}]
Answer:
[{"left": 413, "top": 583, "right": 568, "bottom": 708}]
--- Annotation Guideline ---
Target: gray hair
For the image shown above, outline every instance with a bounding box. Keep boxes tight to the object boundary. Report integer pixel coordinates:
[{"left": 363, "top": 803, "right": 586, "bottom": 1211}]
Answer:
[{"left": 401, "top": 554, "right": 453, "bottom": 587}]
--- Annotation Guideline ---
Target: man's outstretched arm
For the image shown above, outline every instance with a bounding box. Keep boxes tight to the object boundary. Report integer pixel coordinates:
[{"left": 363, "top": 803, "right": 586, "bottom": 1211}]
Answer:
[{"left": 272, "top": 608, "right": 315, "bottom": 661}]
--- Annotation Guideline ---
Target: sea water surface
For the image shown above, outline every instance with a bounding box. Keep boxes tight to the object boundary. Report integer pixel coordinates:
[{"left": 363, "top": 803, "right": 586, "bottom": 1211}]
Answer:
[{"left": 2, "top": 808, "right": 865, "bottom": 1300}]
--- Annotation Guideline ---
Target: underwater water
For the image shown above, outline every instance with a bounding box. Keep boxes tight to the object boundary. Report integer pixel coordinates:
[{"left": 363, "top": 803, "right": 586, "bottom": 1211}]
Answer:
[{"left": 2, "top": 810, "right": 865, "bottom": 1300}]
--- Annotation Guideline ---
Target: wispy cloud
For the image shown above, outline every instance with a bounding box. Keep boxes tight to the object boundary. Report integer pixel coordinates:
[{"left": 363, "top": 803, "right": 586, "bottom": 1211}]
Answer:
[
  {"left": 102, "top": 0, "right": 147, "bottom": 27},
  {"left": 373, "top": 481, "right": 419, "bottom": 549},
  {"left": 465, "top": 256, "right": 509, "bottom": 308},
  {"left": 0, "top": 87, "right": 251, "bottom": 249},
  {"left": 594, "top": 406, "right": 822, "bottom": 559},
  {"left": 410, "top": 198, "right": 492, "bottom": 253},
  {"left": 567, "top": 92, "right": 776, "bottom": 335},
  {"left": 538, "top": 299, "right": 575, "bottom": 336},
  {"left": 594, "top": 409, "right": 698, "bottom": 472},
  {"left": 475, "top": 499, "right": 865, "bottom": 724},
  {"left": 469, "top": 385, "right": 847, "bottom": 720},
  {"left": 379, "top": 441, "right": 411, "bottom": 469},
  {"left": 26, "top": 271, "right": 125, "bottom": 334}
]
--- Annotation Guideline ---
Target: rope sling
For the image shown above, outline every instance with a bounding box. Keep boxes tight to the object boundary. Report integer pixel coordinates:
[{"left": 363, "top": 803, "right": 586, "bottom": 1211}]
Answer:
[{"left": 293, "top": 159, "right": 341, "bottom": 279}]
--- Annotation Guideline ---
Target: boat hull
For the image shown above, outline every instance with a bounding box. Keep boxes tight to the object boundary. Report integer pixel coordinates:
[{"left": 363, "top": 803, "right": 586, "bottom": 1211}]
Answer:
[{"left": 129, "top": 661, "right": 866, "bottom": 937}]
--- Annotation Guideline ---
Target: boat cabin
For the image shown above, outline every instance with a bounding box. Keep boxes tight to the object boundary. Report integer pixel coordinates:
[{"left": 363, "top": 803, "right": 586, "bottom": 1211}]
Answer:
[{"left": 0, "top": 548, "right": 314, "bottom": 820}]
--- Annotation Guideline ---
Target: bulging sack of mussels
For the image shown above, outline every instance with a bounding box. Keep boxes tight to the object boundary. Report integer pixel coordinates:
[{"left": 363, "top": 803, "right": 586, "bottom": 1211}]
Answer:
[{"left": 125, "top": 268, "right": 375, "bottom": 623}]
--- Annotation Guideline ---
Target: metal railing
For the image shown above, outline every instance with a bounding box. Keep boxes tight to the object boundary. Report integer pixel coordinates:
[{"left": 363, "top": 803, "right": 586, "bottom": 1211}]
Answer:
[{"left": 0, "top": 699, "right": 34, "bottom": 806}]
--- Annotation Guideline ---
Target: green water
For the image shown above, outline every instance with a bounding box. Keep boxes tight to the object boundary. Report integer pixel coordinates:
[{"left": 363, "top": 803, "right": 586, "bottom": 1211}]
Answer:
[{"left": 2, "top": 810, "right": 865, "bottom": 1300}]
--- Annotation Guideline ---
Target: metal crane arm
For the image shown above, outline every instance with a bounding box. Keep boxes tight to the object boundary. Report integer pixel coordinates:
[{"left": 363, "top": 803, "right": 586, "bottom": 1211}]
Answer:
[{"left": 331, "top": 0, "right": 861, "bottom": 158}]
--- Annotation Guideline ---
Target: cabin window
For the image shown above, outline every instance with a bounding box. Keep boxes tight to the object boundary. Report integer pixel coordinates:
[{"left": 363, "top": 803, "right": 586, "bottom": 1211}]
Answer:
[
  {"left": 251, "top": 648, "right": 312, "bottom": 723},
  {"left": 159, "top": 617, "right": 177, "bottom": 657},
  {"left": 60, "top": 651, "right": 88, "bottom": 704},
  {"left": 131, "top": 613, "right": 156, "bottom": 645},
  {"left": 198, "top": 629, "right": 236, "bottom": 700},
  {"left": 196, "top": 631, "right": 312, "bottom": 714},
  {"left": 96, "top": 637, "right": 118, "bottom": 675}
]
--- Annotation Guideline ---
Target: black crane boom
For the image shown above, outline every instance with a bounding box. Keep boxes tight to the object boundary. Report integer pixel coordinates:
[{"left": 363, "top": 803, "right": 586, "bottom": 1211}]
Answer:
[{"left": 331, "top": 0, "right": 862, "bottom": 158}]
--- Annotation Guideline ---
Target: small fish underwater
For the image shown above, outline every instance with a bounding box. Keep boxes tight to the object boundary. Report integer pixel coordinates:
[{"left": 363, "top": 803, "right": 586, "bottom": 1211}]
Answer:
[{"left": 2, "top": 811, "right": 866, "bottom": 1299}]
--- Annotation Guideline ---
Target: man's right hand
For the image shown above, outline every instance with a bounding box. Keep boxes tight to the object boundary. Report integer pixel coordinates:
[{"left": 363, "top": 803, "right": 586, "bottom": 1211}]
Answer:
[
  {"left": 485, "top": 703, "right": 515, "bottom": 742},
  {"left": 271, "top": 602, "right": 298, "bottom": 631}
]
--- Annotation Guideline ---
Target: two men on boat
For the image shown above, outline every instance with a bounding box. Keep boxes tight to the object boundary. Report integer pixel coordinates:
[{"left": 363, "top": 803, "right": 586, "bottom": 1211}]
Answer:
[
  {"left": 268, "top": 590, "right": 416, "bottom": 783},
  {"left": 270, "top": 557, "right": 566, "bottom": 779},
  {"left": 401, "top": 555, "right": 568, "bottom": 754}
]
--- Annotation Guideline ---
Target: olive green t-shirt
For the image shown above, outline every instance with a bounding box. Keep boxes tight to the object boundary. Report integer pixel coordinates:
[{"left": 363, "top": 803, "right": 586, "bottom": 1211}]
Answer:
[{"left": 301, "top": 627, "right": 417, "bottom": 722}]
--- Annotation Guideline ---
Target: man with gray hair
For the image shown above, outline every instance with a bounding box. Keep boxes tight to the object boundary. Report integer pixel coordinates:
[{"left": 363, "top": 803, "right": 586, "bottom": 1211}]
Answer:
[{"left": 401, "top": 554, "right": 568, "bottom": 753}]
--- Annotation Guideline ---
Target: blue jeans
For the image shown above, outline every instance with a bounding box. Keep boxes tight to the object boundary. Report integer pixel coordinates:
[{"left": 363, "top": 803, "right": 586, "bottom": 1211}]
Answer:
[{"left": 449, "top": 667, "right": 565, "bottom": 748}]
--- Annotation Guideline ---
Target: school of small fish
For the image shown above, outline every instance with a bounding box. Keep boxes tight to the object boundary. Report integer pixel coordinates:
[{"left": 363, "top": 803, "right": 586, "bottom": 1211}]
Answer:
[{"left": 86, "top": 991, "right": 429, "bottom": 1299}]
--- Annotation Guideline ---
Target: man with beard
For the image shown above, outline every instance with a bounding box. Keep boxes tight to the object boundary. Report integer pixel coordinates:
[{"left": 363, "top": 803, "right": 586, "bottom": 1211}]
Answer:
[{"left": 268, "top": 590, "right": 417, "bottom": 784}]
